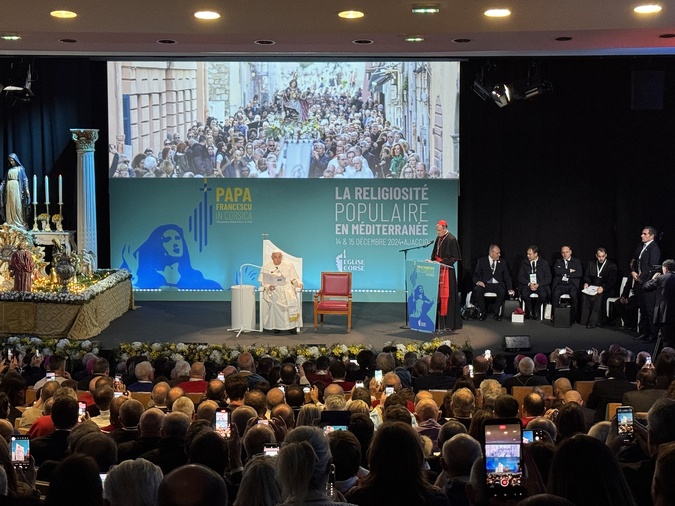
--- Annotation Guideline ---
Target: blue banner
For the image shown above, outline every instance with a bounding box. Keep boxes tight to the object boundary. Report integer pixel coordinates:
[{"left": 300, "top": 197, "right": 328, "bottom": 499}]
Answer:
[{"left": 406, "top": 260, "right": 439, "bottom": 333}]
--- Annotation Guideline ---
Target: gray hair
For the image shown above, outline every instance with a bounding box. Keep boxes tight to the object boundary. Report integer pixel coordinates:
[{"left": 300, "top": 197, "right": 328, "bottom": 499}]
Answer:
[
  {"left": 171, "top": 360, "right": 190, "bottom": 380},
  {"left": 103, "top": 458, "right": 163, "bottom": 506},
  {"left": 519, "top": 357, "right": 535, "bottom": 376},
  {"left": 324, "top": 394, "right": 347, "bottom": 411},
  {"left": 134, "top": 361, "right": 153, "bottom": 381},
  {"left": 375, "top": 352, "right": 396, "bottom": 373},
  {"left": 479, "top": 379, "right": 502, "bottom": 409},
  {"left": 280, "top": 426, "right": 332, "bottom": 498},
  {"left": 172, "top": 397, "right": 195, "bottom": 419},
  {"left": 235, "top": 457, "right": 281, "bottom": 506}
]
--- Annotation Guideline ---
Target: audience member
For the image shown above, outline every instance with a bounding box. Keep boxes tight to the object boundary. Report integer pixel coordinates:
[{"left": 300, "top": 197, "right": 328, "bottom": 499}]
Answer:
[
  {"left": 103, "top": 458, "right": 163, "bottom": 506},
  {"left": 158, "top": 464, "right": 228, "bottom": 506}
]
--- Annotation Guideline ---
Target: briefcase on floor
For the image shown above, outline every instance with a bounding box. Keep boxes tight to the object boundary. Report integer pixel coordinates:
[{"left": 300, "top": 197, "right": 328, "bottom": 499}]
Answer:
[{"left": 554, "top": 306, "right": 572, "bottom": 328}]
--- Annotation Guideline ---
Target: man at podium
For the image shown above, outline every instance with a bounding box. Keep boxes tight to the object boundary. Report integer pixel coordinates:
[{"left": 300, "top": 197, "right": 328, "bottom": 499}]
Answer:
[
  {"left": 259, "top": 250, "right": 303, "bottom": 334},
  {"left": 428, "top": 219, "right": 462, "bottom": 331}
]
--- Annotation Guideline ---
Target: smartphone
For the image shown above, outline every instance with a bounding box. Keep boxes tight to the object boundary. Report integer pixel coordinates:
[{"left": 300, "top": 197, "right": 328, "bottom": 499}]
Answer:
[
  {"left": 217, "top": 373, "right": 225, "bottom": 381},
  {"left": 214, "top": 409, "right": 231, "bottom": 438},
  {"left": 303, "top": 386, "right": 311, "bottom": 394},
  {"left": 374, "top": 370, "right": 383, "bottom": 383},
  {"left": 11, "top": 436, "right": 30, "bottom": 469},
  {"left": 349, "top": 359, "right": 358, "bottom": 365},
  {"left": 114, "top": 375, "right": 122, "bottom": 388},
  {"left": 263, "top": 443, "right": 280, "bottom": 456},
  {"left": 559, "top": 348, "right": 566, "bottom": 355},
  {"left": 7, "top": 349, "right": 13, "bottom": 361},
  {"left": 385, "top": 386, "right": 394, "bottom": 395},
  {"left": 100, "top": 473, "right": 107, "bottom": 485},
  {"left": 522, "top": 429, "right": 547, "bottom": 444},
  {"left": 483, "top": 419, "right": 524, "bottom": 500},
  {"left": 46, "top": 372, "right": 56, "bottom": 381},
  {"left": 114, "top": 391, "right": 123, "bottom": 398},
  {"left": 484, "top": 350, "right": 491, "bottom": 360},
  {"left": 617, "top": 406, "right": 634, "bottom": 442},
  {"left": 323, "top": 425, "right": 348, "bottom": 435},
  {"left": 355, "top": 380, "right": 364, "bottom": 389},
  {"left": 468, "top": 365, "right": 474, "bottom": 378},
  {"left": 257, "top": 419, "right": 270, "bottom": 425},
  {"left": 646, "top": 356, "right": 652, "bottom": 366}
]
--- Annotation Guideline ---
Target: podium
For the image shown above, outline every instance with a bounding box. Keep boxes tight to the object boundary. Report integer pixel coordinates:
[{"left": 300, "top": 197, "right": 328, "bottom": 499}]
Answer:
[{"left": 230, "top": 285, "right": 257, "bottom": 336}]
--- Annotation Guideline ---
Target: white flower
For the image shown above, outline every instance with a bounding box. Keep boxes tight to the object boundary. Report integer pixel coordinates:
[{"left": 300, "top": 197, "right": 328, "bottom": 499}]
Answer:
[
  {"left": 230, "top": 350, "right": 240, "bottom": 359},
  {"left": 197, "top": 345, "right": 207, "bottom": 351},
  {"left": 171, "top": 353, "right": 184, "bottom": 362},
  {"left": 56, "top": 339, "right": 70, "bottom": 349},
  {"left": 131, "top": 342, "right": 143, "bottom": 350},
  {"left": 121, "top": 353, "right": 130, "bottom": 361},
  {"left": 396, "top": 344, "right": 406, "bottom": 353},
  {"left": 81, "top": 340, "right": 92, "bottom": 349},
  {"left": 383, "top": 340, "right": 392, "bottom": 348},
  {"left": 441, "top": 340, "right": 452, "bottom": 347},
  {"left": 43, "top": 348, "right": 53, "bottom": 356},
  {"left": 309, "top": 346, "right": 319, "bottom": 358},
  {"left": 340, "top": 344, "right": 349, "bottom": 354},
  {"left": 209, "top": 350, "right": 223, "bottom": 363},
  {"left": 92, "top": 347, "right": 99, "bottom": 355},
  {"left": 7, "top": 337, "right": 19, "bottom": 344},
  {"left": 176, "top": 343, "right": 187, "bottom": 352},
  {"left": 30, "top": 337, "right": 43, "bottom": 346},
  {"left": 151, "top": 343, "right": 163, "bottom": 351},
  {"left": 279, "top": 346, "right": 289, "bottom": 357},
  {"left": 296, "top": 355, "right": 306, "bottom": 365}
]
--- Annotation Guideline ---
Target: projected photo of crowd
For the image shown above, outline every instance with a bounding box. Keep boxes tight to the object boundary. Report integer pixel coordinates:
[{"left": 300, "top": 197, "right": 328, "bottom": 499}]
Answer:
[{"left": 107, "top": 61, "right": 460, "bottom": 180}]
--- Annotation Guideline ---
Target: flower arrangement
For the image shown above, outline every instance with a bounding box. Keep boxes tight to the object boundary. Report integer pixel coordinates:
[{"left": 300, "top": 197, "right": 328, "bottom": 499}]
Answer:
[
  {"left": 51, "top": 214, "right": 62, "bottom": 222},
  {"left": 0, "top": 335, "right": 100, "bottom": 362},
  {"left": 37, "top": 213, "right": 50, "bottom": 222},
  {"left": 1, "top": 269, "right": 131, "bottom": 303}
]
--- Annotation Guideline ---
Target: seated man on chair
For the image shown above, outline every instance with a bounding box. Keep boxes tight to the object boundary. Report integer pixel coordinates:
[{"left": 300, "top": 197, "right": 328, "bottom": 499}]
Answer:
[
  {"left": 259, "top": 250, "right": 303, "bottom": 334},
  {"left": 580, "top": 247, "right": 618, "bottom": 329},
  {"left": 517, "top": 245, "right": 552, "bottom": 320},
  {"left": 472, "top": 244, "right": 515, "bottom": 321},
  {"left": 552, "top": 245, "right": 583, "bottom": 316}
]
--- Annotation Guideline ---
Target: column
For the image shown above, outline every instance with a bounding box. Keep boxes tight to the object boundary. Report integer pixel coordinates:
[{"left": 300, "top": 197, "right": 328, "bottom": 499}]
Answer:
[{"left": 71, "top": 129, "right": 99, "bottom": 269}]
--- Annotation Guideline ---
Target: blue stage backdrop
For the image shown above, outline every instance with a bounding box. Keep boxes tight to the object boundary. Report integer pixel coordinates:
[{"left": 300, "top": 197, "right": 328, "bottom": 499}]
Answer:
[{"left": 110, "top": 178, "right": 459, "bottom": 301}]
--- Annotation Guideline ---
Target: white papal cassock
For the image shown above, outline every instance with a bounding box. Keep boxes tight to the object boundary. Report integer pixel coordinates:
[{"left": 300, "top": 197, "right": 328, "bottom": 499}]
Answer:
[{"left": 259, "top": 260, "right": 302, "bottom": 330}]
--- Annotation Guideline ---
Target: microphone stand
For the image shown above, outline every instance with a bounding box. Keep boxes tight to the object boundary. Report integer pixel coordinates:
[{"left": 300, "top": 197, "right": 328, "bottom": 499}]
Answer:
[
  {"left": 399, "top": 241, "right": 434, "bottom": 329},
  {"left": 227, "top": 263, "right": 264, "bottom": 337}
]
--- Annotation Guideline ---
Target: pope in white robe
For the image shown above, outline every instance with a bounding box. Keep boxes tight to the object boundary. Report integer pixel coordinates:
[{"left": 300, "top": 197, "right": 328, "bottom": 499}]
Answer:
[{"left": 259, "top": 251, "right": 303, "bottom": 333}]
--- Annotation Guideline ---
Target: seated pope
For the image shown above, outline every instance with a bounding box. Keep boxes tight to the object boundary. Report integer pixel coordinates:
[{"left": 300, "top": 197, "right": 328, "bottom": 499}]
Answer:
[{"left": 259, "top": 250, "right": 303, "bottom": 334}]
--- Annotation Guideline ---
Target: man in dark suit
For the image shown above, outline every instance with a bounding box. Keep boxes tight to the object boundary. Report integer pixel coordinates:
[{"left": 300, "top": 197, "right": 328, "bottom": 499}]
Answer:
[
  {"left": 642, "top": 259, "right": 675, "bottom": 344},
  {"left": 632, "top": 226, "right": 661, "bottom": 341},
  {"left": 552, "top": 245, "right": 583, "bottom": 315},
  {"left": 412, "top": 351, "right": 455, "bottom": 393},
  {"left": 587, "top": 355, "right": 636, "bottom": 423},
  {"left": 517, "top": 245, "right": 552, "bottom": 320},
  {"left": 31, "top": 396, "right": 79, "bottom": 466},
  {"left": 622, "top": 368, "right": 665, "bottom": 413},
  {"left": 581, "top": 247, "right": 618, "bottom": 328},
  {"left": 472, "top": 244, "right": 515, "bottom": 321}
]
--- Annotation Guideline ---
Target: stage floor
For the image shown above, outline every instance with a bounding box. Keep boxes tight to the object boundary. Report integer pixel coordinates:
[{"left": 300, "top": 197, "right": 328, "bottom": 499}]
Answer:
[{"left": 95, "top": 301, "right": 656, "bottom": 357}]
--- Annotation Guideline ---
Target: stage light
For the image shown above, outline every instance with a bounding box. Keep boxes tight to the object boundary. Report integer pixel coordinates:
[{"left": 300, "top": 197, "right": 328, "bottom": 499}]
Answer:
[
  {"left": 472, "top": 77, "right": 492, "bottom": 102},
  {"left": 491, "top": 84, "right": 511, "bottom": 107},
  {"left": 50, "top": 10, "right": 77, "bottom": 18},
  {"left": 338, "top": 10, "right": 364, "bottom": 19},
  {"left": 634, "top": 4, "right": 662, "bottom": 14},
  {"left": 411, "top": 4, "right": 440, "bottom": 14},
  {"left": 484, "top": 8, "right": 511, "bottom": 17},
  {"left": 1, "top": 35, "right": 21, "bottom": 41},
  {"left": 194, "top": 10, "right": 220, "bottom": 20}
]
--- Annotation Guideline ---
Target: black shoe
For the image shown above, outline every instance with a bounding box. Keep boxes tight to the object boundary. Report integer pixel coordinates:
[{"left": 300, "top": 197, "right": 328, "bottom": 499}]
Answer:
[
  {"left": 479, "top": 313, "right": 487, "bottom": 321},
  {"left": 587, "top": 323, "right": 597, "bottom": 329},
  {"left": 273, "top": 329, "right": 280, "bottom": 334},
  {"left": 289, "top": 329, "right": 297, "bottom": 335},
  {"left": 494, "top": 314, "right": 502, "bottom": 321}
]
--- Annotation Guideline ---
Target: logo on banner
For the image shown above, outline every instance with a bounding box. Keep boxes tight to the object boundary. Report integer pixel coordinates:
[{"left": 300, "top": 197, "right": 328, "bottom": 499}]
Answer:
[
  {"left": 215, "top": 186, "right": 253, "bottom": 223},
  {"left": 336, "top": 250, "right": 365, "bottom": 272}
]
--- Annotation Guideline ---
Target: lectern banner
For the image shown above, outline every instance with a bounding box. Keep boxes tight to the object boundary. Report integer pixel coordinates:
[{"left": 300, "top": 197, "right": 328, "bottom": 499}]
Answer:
[{"left": 406, "top": 260, "right": 439, "bottom": 333}]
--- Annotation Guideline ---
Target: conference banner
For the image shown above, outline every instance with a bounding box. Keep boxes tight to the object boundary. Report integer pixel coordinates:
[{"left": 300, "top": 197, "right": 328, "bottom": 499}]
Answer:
[
  {"left": 109, "top": 178, "right": 459, "bottom": 302},
  {"left": 405, "top": 260, "right": 440, "bottom": 333}
]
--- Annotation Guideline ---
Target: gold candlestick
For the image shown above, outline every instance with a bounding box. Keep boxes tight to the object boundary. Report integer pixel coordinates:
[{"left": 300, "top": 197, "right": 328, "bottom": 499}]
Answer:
[{"left": 32, "top": 203, "right": 39, "bottom": 231}]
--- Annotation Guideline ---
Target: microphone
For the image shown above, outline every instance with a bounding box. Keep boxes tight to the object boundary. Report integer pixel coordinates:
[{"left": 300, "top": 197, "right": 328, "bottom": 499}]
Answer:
[{"left": 424, "top": 240, "right": 434, "bottom": 247}]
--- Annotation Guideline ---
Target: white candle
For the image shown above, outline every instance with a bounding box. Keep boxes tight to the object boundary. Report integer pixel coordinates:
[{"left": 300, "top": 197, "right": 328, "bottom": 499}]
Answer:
[
  {"left": 58, "top": 175, "right": 63, "bottom": 205},
  {"left": 32, "top": 175, "right": 37, "bottom": 205},
  {"left": 45, "top": 176, "right": 50, "bottom": 205}
]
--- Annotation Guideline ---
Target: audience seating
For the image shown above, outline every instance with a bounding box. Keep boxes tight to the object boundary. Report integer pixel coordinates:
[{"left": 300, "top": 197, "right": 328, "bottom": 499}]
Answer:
[
  {"left": 574, "top": 380, "right": 597, "bottom": 404},
  {"left": 606, "top": 402, "right": 621, "bottom": 420},
  {"left": 129, "top": 391, "right": 152, "bottom": 407},
  {"left": 314, "top": 272, "right": 352, "bottom": 332},
  {"left": 429, "top": 389, "right": 449, "bottom": 408},
  {"left": 26, "top": 387, "right": 37, "bottom": 406}
]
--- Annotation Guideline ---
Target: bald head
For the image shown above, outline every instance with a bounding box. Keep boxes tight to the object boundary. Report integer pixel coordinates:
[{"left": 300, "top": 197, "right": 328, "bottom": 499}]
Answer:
[
  {"left": 190, "top": 362, "right": 206, "bottom": 380},
  {"left": 271, "top": 403, "right": 295, "bottom": 432},
  {"left": 415, "top": 399, "right": 439, "bottom": 422},
  {"left": 238, "top": 352, "right": 255, "bottom": 372},
  {"left": 563, "top": 390, "right": 583, "bottom": 406},
  {"left": 158, "top": 464, "right": 227, "bottom": 506},
  {"left": 451, "top": 388, "right": 475, "bottom": 418},
  {"left": 266, "top": 388, "right": 285, "bottom": 409},
  {"left": 139, "top": 408, "right": 165, "bottom": 438},
  {"left": 554, "top": 378, "right": 573, "bottom": 398},
  {"left": 167, "top": 386, "right": 185, "bottom": 410},
  {"left": 197, "top": 400, "right": 219, "bottom": 422},
  {"left": 442, "top": 434, "right": 482, "bottom": 478},
  {"left": 324, "top": 383, "right": 346, "bottom": 397},
  {"left": 152, "top": 382, "right": 170, "bottom": 407}
]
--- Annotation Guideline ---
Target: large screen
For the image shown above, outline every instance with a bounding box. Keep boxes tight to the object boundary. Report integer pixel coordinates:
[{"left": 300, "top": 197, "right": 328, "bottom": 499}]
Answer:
[{"left": 107, "top": 60, "right": 460, "bottom": 301}]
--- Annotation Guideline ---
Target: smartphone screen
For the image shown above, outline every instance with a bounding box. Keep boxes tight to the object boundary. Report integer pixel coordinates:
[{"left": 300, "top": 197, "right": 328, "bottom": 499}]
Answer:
[
  {"left": 468, "top": 365, "right": 474, "bottom": 378},
  {"left": 355, "top": 380, "right": 364, "bottom": 389},
  {"left": 522, "top": 430, "right": 533, "bottom": 444},
  {"left": 385, "top": 386, "right": 394, "bottom": 395},
  {"left": 258, "top": 419, "right": 270, "bottom": 425},
  {"left": 10, "top": 436, "right": 30, "bottom": 468},
  {"left": 78, "top": 401, "right": 87, "bottom": 416},
  {"left": 263, "top": 443, "right": 280, "bottom": 456},
  {"left": 323, "top": 425, "right": 348, "bottom": 435},
  {"left": 617, "top": 406, "right": 634, "bottom": 441},
  {"left": 215, "top": 409, "right": 231, "bottom": 438},
  {"left": 217, "top": 373, "right": 225, "bottom": 381},
  {"left": 46, "top": 372, "right": 56, "bottom": 381},
  {"left": 303, "top": 386, "right": 311, "bottom": 394},
  {"left": 484, "top": 420, "right": 524, "bottom": 499},
  {"left": 374, "top": 370, "right": 383, "bottom": 383},
  {"left": 484, "top": 350, "right": 491, "bottom": 360},
  {"left": 559, "top": 348, "right": 566, "bottom": 354}
]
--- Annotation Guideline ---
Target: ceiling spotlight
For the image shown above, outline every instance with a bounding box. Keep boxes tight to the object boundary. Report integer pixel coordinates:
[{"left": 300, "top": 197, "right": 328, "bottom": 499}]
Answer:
[
  {"left": 491, "top": 84, "right": 511, "bottom": 108},
  {"left": 405, "top": 36, "right": 424, "bottom": 42},
  {"left": 1, "top": 35, "right": 21, "bottom": 41},
  {"left": 338, "top": 10, "right": 364, "bottom": 19},
  {"left": 634, "top": 4, "right": 662, "bottom": 14},
  {"left": 194, "top": 10, "right": 220, "bottom": 20},
  {"left": 411, "top": 4, "right": 440, "bottom": 14},
  {"left": 50, "top": 10, "right": 77, "bottom": 18},
  {"left": 352, "top": 39, "right": 373, "bottom": 44},
  {"left": 484, "top": 8, "right": 511, "bottom": 17}
]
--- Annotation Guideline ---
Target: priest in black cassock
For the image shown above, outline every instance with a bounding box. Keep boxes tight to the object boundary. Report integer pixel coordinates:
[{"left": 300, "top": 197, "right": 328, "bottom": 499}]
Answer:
[{"left": 428, "top": 219, "right": 462, "bottom": 331}]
